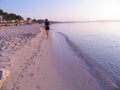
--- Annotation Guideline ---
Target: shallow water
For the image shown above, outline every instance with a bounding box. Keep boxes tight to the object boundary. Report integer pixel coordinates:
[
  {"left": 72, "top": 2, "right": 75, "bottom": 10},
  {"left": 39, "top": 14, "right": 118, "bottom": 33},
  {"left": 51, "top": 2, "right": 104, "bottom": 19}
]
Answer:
[{"left": 51, "top": 22, "right": 120, "bottom": 89}]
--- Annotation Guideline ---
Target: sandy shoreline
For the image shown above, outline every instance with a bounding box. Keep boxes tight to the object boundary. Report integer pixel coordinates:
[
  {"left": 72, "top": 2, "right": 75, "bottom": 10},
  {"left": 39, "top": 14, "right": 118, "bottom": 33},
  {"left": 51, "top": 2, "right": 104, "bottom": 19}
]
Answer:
[{"left": 0, "top": 24, "right": 106, "bottom": 90}]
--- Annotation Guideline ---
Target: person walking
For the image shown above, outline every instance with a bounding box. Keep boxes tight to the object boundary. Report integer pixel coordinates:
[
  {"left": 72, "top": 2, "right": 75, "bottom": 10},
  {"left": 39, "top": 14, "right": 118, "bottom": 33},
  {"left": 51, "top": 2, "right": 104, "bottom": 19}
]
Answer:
[{"left": 44, "top": 19, "right": 50, "bottom": 38}]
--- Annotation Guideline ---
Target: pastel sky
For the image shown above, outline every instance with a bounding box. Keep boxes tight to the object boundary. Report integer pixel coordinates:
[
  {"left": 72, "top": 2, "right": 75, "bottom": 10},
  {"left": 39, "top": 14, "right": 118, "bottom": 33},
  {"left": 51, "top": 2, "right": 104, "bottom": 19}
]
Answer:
[{"left": 0, "top": 0, "right": 120, "bottom": 21}]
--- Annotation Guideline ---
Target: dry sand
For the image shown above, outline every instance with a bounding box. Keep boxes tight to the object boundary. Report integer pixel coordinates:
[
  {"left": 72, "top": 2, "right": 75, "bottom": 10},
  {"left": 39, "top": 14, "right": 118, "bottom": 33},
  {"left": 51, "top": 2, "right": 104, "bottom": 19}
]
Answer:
[{"left": 0, "top": 24, "right": 104, "bottom": 90}]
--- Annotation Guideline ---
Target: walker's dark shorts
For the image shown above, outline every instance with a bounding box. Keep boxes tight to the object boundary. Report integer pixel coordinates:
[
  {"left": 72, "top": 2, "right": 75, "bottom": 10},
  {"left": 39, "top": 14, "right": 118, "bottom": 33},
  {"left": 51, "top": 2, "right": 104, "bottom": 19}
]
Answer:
[{"left": 45, "top": 26, "right": 50, "bottom": 30}]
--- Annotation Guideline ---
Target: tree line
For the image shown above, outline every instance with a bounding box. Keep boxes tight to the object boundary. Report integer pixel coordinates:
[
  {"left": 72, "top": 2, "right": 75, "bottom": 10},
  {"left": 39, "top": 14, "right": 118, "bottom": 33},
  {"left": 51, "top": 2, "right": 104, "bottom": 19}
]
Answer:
[{"left": 0, "top": 9, "right": 23, "bottom": 20}]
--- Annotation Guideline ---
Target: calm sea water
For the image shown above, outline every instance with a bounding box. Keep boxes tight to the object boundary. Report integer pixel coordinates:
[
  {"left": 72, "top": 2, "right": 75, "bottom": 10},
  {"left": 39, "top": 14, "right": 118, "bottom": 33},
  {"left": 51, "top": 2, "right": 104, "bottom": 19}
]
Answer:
[{"left": 51, "top": 22, "right": 120, "bottom": 89}]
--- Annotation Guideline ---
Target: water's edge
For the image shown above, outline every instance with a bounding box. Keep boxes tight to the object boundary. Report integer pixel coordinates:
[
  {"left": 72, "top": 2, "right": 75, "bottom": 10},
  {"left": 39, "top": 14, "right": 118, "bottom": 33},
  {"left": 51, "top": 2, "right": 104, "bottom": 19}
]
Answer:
[{"left": 57, "top": 32, "right": 119, "bottom": 90}]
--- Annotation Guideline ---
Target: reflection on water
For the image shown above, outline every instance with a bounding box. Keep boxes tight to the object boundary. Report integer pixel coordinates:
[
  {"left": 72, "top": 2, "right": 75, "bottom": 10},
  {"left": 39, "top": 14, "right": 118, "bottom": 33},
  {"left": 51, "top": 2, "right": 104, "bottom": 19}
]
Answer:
[{"left": 51, "top": 22, "right": 120, "bottom": 88}]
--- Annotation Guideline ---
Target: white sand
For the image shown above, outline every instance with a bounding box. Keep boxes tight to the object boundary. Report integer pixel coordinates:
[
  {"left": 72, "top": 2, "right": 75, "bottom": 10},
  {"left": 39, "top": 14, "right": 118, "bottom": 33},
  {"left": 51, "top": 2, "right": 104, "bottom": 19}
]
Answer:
[
  {"left": 0, "top": 24, "right": 105, "bottom": 90},
  {"left": 0, "top": 24, "right": 40, "bottom": 63}
]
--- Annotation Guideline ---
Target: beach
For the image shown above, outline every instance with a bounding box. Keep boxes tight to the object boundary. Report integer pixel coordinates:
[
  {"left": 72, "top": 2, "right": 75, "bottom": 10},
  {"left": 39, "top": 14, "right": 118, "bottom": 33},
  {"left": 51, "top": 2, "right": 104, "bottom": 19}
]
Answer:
[{"left": 0, "top": 24, "right": 104, "bottom": 90}]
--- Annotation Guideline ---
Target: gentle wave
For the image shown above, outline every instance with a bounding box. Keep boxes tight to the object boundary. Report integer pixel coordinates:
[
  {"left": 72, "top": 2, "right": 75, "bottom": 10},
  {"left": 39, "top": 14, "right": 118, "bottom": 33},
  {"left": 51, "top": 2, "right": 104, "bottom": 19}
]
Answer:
[{"left": 58, "top": 32, "right": 120, "bottom": 90}]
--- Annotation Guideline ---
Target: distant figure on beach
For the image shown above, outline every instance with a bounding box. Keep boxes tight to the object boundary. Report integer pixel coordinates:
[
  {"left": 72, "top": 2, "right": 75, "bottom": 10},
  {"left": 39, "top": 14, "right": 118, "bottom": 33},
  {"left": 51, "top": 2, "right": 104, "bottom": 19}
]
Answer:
[{"left": 44, "top": 19, "right": 50, "bottom": 38}]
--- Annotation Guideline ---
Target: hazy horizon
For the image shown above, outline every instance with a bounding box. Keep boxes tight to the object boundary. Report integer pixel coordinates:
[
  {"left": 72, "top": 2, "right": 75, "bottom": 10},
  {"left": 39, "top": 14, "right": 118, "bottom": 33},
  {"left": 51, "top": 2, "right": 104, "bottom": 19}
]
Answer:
[{"left": 0, "top": 0, "right": 120, "bottom": 21}]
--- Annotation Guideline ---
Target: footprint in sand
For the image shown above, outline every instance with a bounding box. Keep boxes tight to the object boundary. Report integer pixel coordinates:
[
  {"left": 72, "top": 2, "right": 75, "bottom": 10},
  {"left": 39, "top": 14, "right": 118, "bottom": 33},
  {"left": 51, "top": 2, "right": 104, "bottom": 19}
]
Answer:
[
  {"left": 13, "top": 83, "right": 19, "bottom": 90},
  {"left": 37, "top": 49, "right": 40, "bottom": 52},
  {"left": 36, "top": 85, "right": 41, "bottom": 90},
  {"left": 19, "top": 73, "right": 24, "bottom": 78},
  {"left": 13, "top": 82, "right": 16, "bottom": 87},
  {"left": 33, "top": 62, "right": 36, "bottom": 65},
  {"left": 34, "top": 52, "right": 37, "bottom": 56},
  {"left": 11, "top": 88, "right": 15, "bottom": 90},
  {"left": 41, "top": 49, "right": 43, "bottom": 52},
  {"left": 7, "top": 63, "right": 12, "bottom": 67},
  {"left": 16, "top": 86, "right": 19, "bottom": 89},
  {"left": 29, "top": 73, "right": 34, "bottom": 79},
  {"left": 25, "top": 66, "right": 27, "bottom": 69},
  {"left": 31, "top": 56, "right": 35, "bottom": 60},
  {"left": 39, "top": 54, "right": 42, "bottom": 57}
]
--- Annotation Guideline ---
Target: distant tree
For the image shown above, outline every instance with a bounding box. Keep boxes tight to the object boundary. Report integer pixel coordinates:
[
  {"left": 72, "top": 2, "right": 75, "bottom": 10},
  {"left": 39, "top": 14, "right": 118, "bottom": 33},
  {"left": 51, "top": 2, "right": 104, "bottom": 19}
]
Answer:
[
  {"left": 0, "top": 9, "right": 23, "bottom": 21},
  {"left": 27, "top": 17, "right": 31, "bottom": 21},
  {"left": 8, "top": 13, "right": 16, "bottom": 20},
  {"left": 0, "top": 9, "right": 3, "bottom": 15},
  {"left": 16, "top": 15, "right": 23, "bottom": 20},
  {"left": 26, "top": 17, "right": 31, "bottom": 24},
  {"left": 32, "top": 19, "right": 37, "bottom": 23},
  {"left": 2, "top": 12, "right": 9, "bottom": 20},
  {"left": 37, "top": 19, "right": 44, "bottom": 24},
  {"left": 0, "top": 9, "right": 3, "bottom": 26}
]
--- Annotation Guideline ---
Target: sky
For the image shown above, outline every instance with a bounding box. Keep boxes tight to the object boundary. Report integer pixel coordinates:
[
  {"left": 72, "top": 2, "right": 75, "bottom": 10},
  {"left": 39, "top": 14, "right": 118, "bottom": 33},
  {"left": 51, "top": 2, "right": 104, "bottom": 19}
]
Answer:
[{"left": 0, "top": 0, "right": 120, "bottom": 21}]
